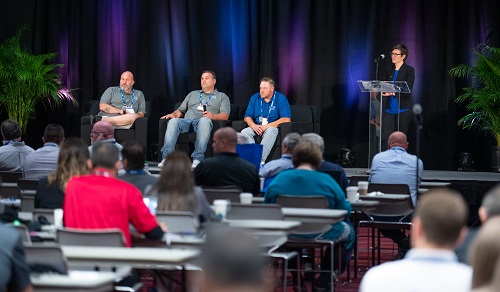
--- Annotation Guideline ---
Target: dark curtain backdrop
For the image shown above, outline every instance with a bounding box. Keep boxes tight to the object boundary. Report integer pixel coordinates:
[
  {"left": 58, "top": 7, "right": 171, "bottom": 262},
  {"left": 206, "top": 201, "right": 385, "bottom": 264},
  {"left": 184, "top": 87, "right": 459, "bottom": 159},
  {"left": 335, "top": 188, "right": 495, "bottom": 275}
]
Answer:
[{"left": 0, "top": 0, "right": 499, "bottom": 169}]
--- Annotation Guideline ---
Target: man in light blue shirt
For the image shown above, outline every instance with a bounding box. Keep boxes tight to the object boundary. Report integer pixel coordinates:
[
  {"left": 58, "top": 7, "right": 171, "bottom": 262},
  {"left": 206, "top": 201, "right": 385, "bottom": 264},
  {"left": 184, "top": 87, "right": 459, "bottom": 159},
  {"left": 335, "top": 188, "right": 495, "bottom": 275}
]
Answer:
[
  {"left": 369, "top": 131, "right": 423, "bottom": 258},
  {"left": 0, "top": 119, "right": 34, "bottom": 171},
  {"left": 259, "top": 132, "right": 301, "bottom": 191},
  {"left": 23, "top": 123, "right": 64, "bottom": 179}
]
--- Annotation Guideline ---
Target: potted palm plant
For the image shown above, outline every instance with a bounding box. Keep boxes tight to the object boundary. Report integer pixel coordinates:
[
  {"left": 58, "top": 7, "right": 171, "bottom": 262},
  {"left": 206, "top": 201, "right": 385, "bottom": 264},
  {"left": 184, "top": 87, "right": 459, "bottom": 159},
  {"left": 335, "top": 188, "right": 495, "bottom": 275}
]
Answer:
[
  {"left": 449, "top": 44, "right": 500, "bottom": 171},
  {"left": 0, "top": 26, "right": 77, "bottom": 133}
]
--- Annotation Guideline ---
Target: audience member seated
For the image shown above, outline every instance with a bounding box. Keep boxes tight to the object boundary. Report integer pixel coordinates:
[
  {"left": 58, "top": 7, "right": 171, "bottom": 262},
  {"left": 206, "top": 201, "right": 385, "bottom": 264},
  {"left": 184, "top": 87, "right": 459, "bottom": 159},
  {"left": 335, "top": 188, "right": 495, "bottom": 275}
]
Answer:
[
  {"left": 36, "top": 137, "right": 90, "bottom": 209},
  {"left": 159, "top": 70, "right": 230, "bottom": 169},
  {"left": 147, "top": 151, "right": 214, "bottom": 224},
  {"left": 468, "top": 218, "right": 500, "bottom": 291},
  {"left": 0, "top": 223, "right": 32, "bottom": 292},
  {"left": 259, "top": 132, "right": 301, "bottom": 191},
  {"left": 456, "top": 183, "right": 500, "bottom": 262},
  {"left": 194, "top": 127, "right": 260, "bottom": 196},
  {"left": 240, "top": 77, "right": 291, "bottom": 163},
  {"left": 118, "top": 141, "right": 157, "bottom": 196},
  {"left": 368, "top": 131, "right": 424, "bottom": 258},
  {"left": 200, "top": 227, "right": 268, "bottom": 292},
  {"left": 0, "top": 119, "right": 34, "bottom": 171},
  {"left": 64, "top": 142, "right": 164, "bottom": 247},
  {"left": 88, "top": 121, "right": 124, "bottom": 174},
  {"left": 264, "top": 139, "right": 355, "bottom": 288},
  {"left": 301, "top": 133, "right": 348, "bottom": 192},
  {"left": 360, "top": 189, "right": 471, "bottom": 292},
  {"left": 23, "top": 123, "right": 65, "bottom": 180},
  {"left": 92, "top": 71, "right": 146, "bottom": 128}
]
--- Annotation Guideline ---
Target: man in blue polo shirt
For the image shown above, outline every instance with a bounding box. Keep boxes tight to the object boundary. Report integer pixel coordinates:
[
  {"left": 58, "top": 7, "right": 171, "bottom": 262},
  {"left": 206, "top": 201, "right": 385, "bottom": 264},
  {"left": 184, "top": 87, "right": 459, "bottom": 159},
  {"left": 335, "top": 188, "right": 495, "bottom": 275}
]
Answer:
[{"left": 240, "top": 77, "right": 291, "bottom": 163}]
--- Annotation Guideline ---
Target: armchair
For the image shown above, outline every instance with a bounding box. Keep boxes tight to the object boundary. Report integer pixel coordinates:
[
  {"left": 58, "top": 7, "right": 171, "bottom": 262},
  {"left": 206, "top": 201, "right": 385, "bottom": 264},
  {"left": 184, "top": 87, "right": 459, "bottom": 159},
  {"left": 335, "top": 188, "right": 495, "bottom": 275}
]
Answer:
[
  {"left": 157, "top": 103, "right": 239, "bottom": 161},
  {"left": 81, "top": 100, "right": 151, "bottom": 151}
]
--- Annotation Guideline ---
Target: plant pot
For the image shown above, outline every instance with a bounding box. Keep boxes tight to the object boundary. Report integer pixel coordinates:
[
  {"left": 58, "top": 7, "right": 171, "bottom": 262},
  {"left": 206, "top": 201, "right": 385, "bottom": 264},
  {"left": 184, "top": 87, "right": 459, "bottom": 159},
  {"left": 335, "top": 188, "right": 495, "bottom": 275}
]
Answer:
[{"left": 490, "top": 146, "right": 500, "bottom": 172}]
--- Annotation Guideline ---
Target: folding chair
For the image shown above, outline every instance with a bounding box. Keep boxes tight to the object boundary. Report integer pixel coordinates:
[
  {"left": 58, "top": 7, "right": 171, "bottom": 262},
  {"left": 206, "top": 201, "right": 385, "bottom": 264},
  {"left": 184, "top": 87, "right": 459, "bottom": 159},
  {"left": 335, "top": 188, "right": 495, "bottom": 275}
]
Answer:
[
  {"left": 276, "top": 195, "right": 339, "bottom": 292},
  {"left": 226, "top": 203, "right": 297, "bottom": 291},
  {"left": 357, "top": 188, "right": 413, "bottom": 269},
  {"left": 24, "top": 243, "right": 69, "bottom": 275},
  {"left": 56, "top": 228, "right": 127, "bottom": 247},
  {"left": 202, "top": 185, "right": 242, "bottom": 204}
]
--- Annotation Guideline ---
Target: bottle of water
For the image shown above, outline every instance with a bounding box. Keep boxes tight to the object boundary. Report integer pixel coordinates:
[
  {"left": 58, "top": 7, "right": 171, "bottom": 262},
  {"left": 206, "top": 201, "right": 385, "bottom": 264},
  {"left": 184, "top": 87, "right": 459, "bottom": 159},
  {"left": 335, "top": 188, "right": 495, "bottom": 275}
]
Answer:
[{"left": 144, "top": 160, "right": 149, "bottom": 174}]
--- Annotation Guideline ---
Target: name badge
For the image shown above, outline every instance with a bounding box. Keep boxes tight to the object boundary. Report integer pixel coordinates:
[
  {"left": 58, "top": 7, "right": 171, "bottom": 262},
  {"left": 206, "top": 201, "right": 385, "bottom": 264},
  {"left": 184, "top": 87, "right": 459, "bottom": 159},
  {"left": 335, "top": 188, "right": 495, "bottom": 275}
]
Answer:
[
  {"left": 261, "top": 118, "right": 268, "bottom": 125},
  {"left": 196, "top": 104, "right": 204, "bottom": 111},
  {"left": 126, "top": 105, "right": 135, "bottom": 114}
]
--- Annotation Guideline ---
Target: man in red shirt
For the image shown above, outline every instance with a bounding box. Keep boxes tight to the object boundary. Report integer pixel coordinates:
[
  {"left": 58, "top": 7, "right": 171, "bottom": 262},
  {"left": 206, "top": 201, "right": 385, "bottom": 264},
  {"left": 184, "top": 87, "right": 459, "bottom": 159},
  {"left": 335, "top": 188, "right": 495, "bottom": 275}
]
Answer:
[{"left": 64, "top": 141, "right": 164, "bottom": 247}]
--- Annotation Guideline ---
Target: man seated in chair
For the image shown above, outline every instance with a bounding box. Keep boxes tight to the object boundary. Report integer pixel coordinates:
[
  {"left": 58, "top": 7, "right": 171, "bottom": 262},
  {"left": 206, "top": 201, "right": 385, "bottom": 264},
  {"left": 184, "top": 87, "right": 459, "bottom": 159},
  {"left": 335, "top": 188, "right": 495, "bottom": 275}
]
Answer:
[
  {"left": 240, "top": 77, "right": 291, "bottom": 164},
  {"left": 360, "top": 189, "right": 471, "bottom": 292},
  {"left": 92, "top": 71, "right": 146, "bottom": 129},
  {"left": 259, "top": 132, "right": 301, "bottom": 191},
  {"left": 0, "top": 119, "right": 34, "bottom": 171},
  {"left": 369, "top": 131, "right": 424, "bottom": 258},
  {"left": 159, "top": 70, "right": 230, "bottom": 169}
]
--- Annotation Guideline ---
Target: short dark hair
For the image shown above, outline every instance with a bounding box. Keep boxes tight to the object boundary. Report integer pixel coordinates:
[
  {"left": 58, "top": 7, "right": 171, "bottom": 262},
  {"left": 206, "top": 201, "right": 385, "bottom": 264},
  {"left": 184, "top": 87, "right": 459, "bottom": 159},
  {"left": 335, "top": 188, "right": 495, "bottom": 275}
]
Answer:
[
  {"left": 202, "top": 70, "right": 216, "bottom": 79},
  {"left": 482, "top": 184, "right": 500, "bottom": 218},
  {"left": 121, "top": 141, "right": 145, "bottom": 170},
  {"left": 414, "top": 189, "right": 468, "bottom": 247},
  {"left": 393, "top": 44, "right": 409, "bottom": 57},
  {"left": 292, "top": 139, "right": 323, "bottom": 169},
  {"left": 44, "top": 123, "right": 65, "bottom": 144},
  {"left": 260, "top": 77, "right": 275, "bottom": 87},
  {"left": 1, "top": 119, "right": 22, "bottom": 140},
  {"left": 91, "top": 142, "right": 119, "bottom": 169}
]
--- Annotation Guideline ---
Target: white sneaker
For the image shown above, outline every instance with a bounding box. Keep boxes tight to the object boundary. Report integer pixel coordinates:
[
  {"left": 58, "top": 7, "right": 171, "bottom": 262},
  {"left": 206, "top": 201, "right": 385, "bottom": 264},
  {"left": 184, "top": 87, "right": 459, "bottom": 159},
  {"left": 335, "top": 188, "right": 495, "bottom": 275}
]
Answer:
[
  {"left": 158, "top": 159, "right": 166, "bottom": 168},
  {"left": 191, "top": 159, "right": 201, "bottom": 169}
]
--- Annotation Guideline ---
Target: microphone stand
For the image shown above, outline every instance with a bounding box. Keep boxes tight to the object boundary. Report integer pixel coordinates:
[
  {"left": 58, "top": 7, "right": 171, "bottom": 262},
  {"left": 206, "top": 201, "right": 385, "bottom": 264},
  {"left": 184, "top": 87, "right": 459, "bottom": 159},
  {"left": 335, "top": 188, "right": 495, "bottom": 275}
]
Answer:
[{"left": 414, "top": 110, "right": 423, "bottom": 203}]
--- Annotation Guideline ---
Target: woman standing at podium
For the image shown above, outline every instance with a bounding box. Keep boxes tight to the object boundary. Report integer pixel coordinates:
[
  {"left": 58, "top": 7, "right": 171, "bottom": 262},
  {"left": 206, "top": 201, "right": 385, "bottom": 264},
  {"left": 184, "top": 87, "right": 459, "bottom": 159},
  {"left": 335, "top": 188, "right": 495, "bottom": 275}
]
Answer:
[{"left": 381, "top": 44, "right": 415, "bottom": 150}]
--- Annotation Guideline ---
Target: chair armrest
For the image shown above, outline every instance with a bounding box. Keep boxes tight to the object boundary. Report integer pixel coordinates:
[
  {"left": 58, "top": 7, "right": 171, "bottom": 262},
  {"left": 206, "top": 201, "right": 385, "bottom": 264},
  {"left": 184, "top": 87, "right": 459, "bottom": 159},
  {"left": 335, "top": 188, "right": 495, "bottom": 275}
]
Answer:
[
  {"left": 81, "top": 116, "right": 92, "bottom": 146},
  {"left": 279, "top": 122, "right": 292, "bottom": 137},
  {"left": 231, "top": 120, "right": 247, "bottom": 132},
  {"left": 134, "top": 116, "right": 149, "bottom": 148}
]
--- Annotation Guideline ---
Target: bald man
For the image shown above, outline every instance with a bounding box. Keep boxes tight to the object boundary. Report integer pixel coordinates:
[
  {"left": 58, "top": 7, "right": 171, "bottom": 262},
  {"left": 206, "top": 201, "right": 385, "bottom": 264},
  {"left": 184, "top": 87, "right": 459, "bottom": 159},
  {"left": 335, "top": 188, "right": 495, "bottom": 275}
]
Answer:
[
  {"left": 194, "top": 127, "right": 260, "bottom": 195},
  {"left": 369, "top": 131, "right": 423, "bottom": 258},
  {"left": 92, "top": 71, "right": 146, "bottom": 128}
]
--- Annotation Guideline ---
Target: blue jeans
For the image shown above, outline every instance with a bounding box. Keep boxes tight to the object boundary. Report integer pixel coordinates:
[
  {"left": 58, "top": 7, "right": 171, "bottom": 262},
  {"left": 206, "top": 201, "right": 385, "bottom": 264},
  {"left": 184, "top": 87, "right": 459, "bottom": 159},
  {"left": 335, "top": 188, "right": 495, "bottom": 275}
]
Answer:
[
  {"left": 160, "top": 117, "right": 213, "bottom": 161},
  {"left": 241, "top": 126, "right": 279, "bottom": 162}
]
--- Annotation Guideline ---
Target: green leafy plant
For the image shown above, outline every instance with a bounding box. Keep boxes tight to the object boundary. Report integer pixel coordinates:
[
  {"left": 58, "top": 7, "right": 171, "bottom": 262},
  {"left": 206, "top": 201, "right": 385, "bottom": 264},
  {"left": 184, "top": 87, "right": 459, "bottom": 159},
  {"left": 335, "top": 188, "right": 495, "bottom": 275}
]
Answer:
[
  {"left": 0, "top": 26, "right": 77, "bottom": 132},
  {"left": 449, "top": 45, "right": 500, "bottom": 146}
]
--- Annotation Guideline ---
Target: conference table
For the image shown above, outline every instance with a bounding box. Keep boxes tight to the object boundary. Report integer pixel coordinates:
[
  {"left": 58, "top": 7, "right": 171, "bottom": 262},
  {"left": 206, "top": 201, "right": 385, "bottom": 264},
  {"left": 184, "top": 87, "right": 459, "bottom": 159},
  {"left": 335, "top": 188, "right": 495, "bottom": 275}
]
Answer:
[
  {"left": 281, "top": 207, "right": 347, "bottom": 224},
  {"left": 61, "top": 246, "right": 200, "bottom": 269},
  {"left": 225, "top": 219, "right": 301, "bottom": 233},
  {"left": 30, "top": 270, "right": 117, "bottom": 292}
]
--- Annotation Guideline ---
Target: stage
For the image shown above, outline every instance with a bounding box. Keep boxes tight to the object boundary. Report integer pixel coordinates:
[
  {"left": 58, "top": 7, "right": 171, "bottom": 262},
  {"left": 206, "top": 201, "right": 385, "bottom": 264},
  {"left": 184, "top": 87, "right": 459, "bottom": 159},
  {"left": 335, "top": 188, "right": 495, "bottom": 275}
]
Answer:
[{"left": 345, "top": 168, "right": 500, "bottom": 226}]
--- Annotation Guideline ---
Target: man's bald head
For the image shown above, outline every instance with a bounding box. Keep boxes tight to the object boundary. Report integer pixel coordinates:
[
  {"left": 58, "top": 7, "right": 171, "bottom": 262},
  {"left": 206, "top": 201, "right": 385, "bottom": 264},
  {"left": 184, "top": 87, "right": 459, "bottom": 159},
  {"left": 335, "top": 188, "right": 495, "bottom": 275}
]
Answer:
[
  {"left": 212, "top": 127, "right": 238, "bottom": 154},
  {"left": 91, "top": 121, "right": 115, "bottom": 143},
  {"left": 387, "top": 131, "right": 408, "bottom": 150}
]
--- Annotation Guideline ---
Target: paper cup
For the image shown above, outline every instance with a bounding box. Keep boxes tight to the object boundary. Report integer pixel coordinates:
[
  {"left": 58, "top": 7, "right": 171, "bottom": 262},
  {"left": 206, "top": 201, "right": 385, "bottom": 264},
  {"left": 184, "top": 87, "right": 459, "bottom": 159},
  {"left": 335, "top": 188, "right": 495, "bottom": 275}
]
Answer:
[
  {"left": 213, "top": 199, "right": 229, "bottom": 218},
  {"left": 358, "top": 181, "right": 369, "bottom": 196},
  {"left": 346, "top": 186, "right": 359, "bottom": 203},
  {"left": 239, "top": 192, "right": 253, "bottom": 204},
  {"left": 54, "top": 208, "right": 64, "bottom": 228}
]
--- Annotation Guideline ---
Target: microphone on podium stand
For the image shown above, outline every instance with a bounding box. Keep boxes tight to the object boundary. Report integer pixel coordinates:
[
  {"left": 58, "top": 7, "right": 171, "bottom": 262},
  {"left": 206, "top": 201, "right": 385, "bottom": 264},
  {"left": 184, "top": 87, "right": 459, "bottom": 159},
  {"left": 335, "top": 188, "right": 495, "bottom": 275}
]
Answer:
[{"left": 374, "top": 54, "right": 385, "bottom": 63}]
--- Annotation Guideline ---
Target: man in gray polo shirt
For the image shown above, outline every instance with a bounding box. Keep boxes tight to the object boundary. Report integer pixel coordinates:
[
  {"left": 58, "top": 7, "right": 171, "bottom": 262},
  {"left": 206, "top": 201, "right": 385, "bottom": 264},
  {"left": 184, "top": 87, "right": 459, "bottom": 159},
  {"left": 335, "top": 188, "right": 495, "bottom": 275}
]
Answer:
[
  {"left": 159, "top": 70, "right": 230, "bottom": 169},
  {"left": 0, "top": 119, "right": 34, "bottom": 171}
]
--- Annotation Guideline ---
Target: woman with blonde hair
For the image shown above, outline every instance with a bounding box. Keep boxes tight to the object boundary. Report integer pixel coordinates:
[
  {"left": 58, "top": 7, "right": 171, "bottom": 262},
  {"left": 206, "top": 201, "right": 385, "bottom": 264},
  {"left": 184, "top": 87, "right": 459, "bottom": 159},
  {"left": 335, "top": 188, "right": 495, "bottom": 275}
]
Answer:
[
  {"left": 148, "top": 151, "right": 214, "bottom": 223},
  {"left": 35, "top": 137, "right": 91, "bottom": 208}
]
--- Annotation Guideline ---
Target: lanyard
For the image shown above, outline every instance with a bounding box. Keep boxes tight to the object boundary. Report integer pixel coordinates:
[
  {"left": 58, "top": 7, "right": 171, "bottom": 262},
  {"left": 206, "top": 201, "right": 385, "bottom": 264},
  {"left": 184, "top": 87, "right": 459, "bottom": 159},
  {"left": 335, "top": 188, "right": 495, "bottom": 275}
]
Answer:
[
  {"left": 126, "top": 170, "right": 146, "bottom": 175},
  {"left": 120, "top": 88, "right": 135, "bottom": 106},
  {"left": 199, "top": 91, "right": 214, "bottom": 106},
  {"left": 260, "top": 91, "right": 276, "bottom": 119}
]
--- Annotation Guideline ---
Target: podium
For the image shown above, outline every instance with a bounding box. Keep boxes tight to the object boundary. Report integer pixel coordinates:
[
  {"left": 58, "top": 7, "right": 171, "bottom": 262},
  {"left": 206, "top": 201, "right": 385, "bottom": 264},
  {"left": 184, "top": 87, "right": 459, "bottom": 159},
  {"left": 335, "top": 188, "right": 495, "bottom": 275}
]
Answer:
[{"left": 357, "top": 80, "right": 411, "bottom": 167}]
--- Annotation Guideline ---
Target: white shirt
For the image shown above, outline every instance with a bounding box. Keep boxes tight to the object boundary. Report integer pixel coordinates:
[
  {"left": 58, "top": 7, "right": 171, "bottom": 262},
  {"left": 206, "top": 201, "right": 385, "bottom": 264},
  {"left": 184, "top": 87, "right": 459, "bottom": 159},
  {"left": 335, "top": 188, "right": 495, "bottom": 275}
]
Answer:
[{"left": 360, "top": 249, "right": 472, "bottom": 292}]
